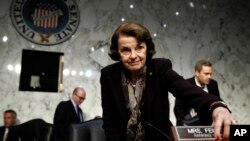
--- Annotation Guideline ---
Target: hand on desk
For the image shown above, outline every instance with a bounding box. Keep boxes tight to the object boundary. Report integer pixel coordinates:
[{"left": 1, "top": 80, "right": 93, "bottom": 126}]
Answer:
[{"left": 212, "top": 107, "right": 238, "bottom": 141}]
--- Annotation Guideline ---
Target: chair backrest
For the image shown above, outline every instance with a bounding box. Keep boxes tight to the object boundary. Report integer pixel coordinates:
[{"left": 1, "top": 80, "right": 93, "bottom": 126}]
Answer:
[
  {"left": 70, "top": 118, "right": 106, "bottom": 141},
  {"left": 7, "top": 118, "right": 53, "bottom": 141}
]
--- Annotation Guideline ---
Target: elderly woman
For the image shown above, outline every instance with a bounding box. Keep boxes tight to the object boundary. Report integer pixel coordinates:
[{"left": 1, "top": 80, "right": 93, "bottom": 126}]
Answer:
[{"left": 100, "top": 22, "right": 237, "bottom": 141}]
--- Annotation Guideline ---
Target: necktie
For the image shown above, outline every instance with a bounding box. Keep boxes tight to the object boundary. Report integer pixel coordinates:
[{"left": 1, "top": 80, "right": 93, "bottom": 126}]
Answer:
[{"left": 76, "top": 106, "right": 82, "bottom": 122}]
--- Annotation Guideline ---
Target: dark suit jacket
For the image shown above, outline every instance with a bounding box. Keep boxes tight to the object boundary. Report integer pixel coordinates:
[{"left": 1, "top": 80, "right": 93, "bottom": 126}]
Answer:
[
  {"left": 53, "top": 100, "right": 83, "bottom": 141},
  {"left": 0, "top": 126, "right": 6, "bottom": 141},
  {"left": 6, "top": 119, "right": 52, "bottom": 141},
  {"left": 0, "top": 126, "right": 14, "bottom": 141},
  {"left": 174, "top": 77, "right": 220, "bottom": 126},
  {"left": 101, "top": 58, "right": 222, "bottom": 141}
]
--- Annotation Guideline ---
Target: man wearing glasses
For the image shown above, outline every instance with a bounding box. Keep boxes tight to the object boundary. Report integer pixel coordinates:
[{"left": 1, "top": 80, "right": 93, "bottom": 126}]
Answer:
[{"left": 53, "top": 87, "right": 86, "bottom": 141}]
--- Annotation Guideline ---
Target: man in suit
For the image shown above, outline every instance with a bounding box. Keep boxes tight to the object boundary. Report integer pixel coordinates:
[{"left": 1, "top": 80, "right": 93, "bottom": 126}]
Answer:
[
  {"left": 0, "top": 109, "right": 17, "bottom": 141},
  {"left": 174, "top": 59, "right": 221, "bottom": 126},
  {"left": 53, "top": 87, "right": 86, "bottom": 141}
]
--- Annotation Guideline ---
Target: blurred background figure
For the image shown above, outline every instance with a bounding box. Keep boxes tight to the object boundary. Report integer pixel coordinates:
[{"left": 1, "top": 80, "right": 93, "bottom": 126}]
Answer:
[
  {"left": 0, "top": 109, "right": 17, "bottom": 141},
  {"left": 174, "top": 59, "right": 221, "bottom": 126},
  {"left": 52, "top": 87, "right": 86, "bottom": 141}
]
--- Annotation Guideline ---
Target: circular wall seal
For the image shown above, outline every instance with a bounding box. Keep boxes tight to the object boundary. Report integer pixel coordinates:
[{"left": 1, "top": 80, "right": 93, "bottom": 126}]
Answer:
[{"left": 10, "top": 0, "right": 80, "bottom": 45}]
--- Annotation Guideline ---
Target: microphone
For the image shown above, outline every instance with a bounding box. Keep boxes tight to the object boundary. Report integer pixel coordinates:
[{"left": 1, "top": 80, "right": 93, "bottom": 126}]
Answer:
[{"left": 143, "top": 121, "right": 170, "bottom": 140}]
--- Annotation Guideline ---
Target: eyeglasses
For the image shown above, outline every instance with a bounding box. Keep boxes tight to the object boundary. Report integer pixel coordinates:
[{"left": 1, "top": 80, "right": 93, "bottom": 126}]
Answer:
[{"left": 74, "top": 94, "right": 85, "bottom": 101}]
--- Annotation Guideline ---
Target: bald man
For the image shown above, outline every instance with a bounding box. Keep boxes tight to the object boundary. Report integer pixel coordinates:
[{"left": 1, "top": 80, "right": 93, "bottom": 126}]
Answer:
[{"left": 53, "top": 87, "right": 86, "bottom": 141}]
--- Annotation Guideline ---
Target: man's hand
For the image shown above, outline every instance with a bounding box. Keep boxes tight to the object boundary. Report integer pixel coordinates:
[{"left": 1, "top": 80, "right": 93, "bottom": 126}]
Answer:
[{"left": 212, "top": 107, "right": 238, "bottom": 140}]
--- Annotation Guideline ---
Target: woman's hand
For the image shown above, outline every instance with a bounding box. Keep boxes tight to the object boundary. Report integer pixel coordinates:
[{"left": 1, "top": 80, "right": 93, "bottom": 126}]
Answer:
[{"left": 212, "top": 107, "right": 238, "bottom": 140}]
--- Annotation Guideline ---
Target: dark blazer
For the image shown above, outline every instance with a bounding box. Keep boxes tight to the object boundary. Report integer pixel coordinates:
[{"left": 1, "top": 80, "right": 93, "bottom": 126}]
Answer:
[
  {"left": 0, "top": 126, "right": 6, "bottom": 141},
  {"left": 100, "top": 58, "right": 222, "bottom": 141},
  {"left": 0, "top": 126, "right": 13, "bottom": 141},
  {"left": 53, "top": 100, "right": 83, "bottom": 141},
  {"left": 174, "top": 77, "right": 220, "bottom": 126}
]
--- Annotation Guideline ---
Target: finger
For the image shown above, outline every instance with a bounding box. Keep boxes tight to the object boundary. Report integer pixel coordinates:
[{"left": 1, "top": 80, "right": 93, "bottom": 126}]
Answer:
[
  {"left": 223, "top": 119, "right": 231, "bottom": 140},
  {"left": 212, "top": 115, "right": 223, "bottom": 140}
]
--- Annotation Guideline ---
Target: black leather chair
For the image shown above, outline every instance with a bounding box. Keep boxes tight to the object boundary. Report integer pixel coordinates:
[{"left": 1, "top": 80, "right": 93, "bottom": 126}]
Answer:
[
  {"left": 70, "top": 118, "right": 106, "bottom": 141},
  {"left": 7, "top": 118, "right": 53, "bottom": 141}
]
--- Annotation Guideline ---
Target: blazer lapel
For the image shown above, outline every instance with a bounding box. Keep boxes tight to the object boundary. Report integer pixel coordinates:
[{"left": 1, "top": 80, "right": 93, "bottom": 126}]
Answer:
[
  {"left": 142, "top": 65, "right": 155, "bottom": 119},
  {"left": 69, "top": 100, "right": 81, "bottom": 123},
  {"left": 111, "top": 66, "right": 129, "bottom": 121}
]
